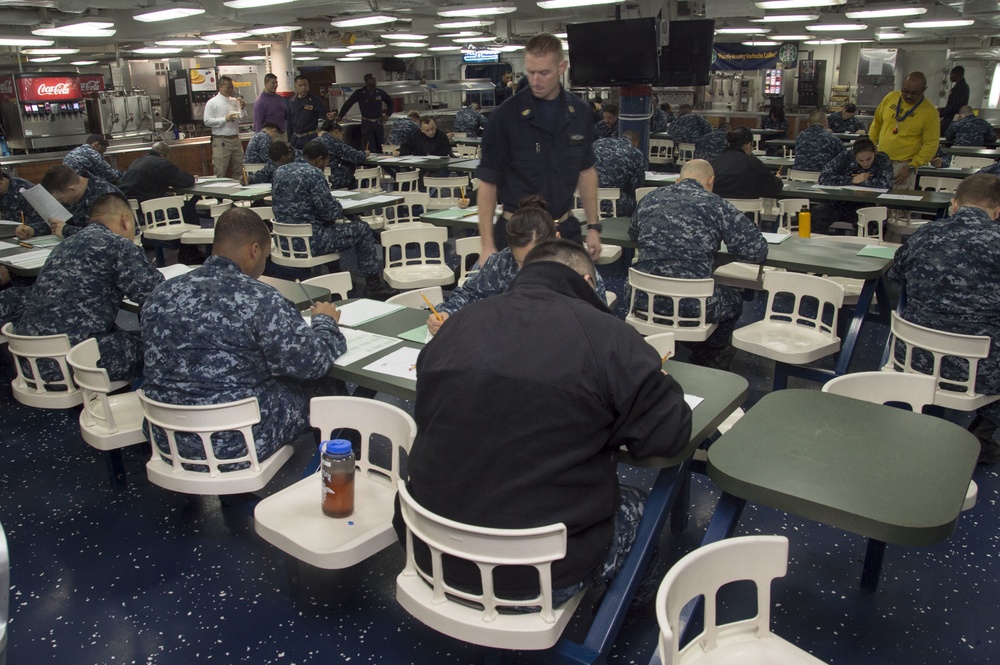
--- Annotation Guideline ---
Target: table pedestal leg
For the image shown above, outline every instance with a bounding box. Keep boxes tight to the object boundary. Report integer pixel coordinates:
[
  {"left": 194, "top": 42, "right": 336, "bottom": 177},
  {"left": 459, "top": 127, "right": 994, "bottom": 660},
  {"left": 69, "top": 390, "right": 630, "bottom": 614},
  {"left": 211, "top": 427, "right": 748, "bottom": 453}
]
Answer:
[{"left": 861, "top": 537, "right": 886, "bottom": 591}]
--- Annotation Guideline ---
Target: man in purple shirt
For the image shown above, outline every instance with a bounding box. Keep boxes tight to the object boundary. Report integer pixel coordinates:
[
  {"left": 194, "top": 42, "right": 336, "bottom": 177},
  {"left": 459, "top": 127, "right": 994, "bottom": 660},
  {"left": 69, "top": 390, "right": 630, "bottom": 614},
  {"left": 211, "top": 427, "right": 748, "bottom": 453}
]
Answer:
[{"left": 253, "top": 73, "right": 288, "bottom": 137}]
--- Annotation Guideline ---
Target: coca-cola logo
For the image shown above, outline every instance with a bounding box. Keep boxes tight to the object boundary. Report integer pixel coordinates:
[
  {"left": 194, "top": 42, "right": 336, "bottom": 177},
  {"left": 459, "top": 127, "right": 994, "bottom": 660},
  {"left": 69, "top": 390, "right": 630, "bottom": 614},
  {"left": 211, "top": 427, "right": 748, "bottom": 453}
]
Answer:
[
  {"left": 80, "top": 80, "right": 102, "bottom": 92},
  {"left": 37, "top": 82, "right": 71, "bottom": 96}
]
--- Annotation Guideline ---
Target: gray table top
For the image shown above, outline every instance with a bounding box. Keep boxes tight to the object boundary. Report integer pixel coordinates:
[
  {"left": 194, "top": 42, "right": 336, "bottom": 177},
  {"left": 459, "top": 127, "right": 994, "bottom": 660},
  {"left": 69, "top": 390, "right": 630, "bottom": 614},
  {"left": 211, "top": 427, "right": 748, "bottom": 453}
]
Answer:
[
  {"left": 778, "top": 182, "right": 953, "bottom": 213},
  {"left": 942, "top": 146, "right": 1000, "bottom": 159},
  {"left": 177, "top": 180, "right": 272, "bottom": 201},
  {"left": 707, "top": 389, "right": 979, "bottom": 545},
  {"left": 916, "top": 166, "right": 979, "bottom": 180}
]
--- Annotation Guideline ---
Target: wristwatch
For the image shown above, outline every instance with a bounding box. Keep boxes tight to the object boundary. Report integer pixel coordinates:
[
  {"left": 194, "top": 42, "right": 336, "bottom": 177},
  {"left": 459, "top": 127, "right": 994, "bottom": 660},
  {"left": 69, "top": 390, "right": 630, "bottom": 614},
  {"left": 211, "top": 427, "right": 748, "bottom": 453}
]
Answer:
[
  {"left": 907, "top": 164, "right": 917, "bottom": 173},
  {"left": 587, "top": 223, "right": 603, "bottom": 232}
]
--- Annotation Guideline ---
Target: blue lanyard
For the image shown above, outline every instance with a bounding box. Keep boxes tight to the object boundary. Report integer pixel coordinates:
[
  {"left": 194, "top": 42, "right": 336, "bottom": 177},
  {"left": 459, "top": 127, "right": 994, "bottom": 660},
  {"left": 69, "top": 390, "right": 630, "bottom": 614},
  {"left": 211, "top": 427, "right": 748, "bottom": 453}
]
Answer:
[{"left": 894, "top": 94, "right": 922, "bottom": 125}]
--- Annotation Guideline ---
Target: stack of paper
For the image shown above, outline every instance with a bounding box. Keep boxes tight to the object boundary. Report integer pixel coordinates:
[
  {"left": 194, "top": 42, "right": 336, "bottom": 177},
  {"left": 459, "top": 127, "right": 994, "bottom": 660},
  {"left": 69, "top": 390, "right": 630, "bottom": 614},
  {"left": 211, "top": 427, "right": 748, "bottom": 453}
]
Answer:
[
  {"left": 333, "top": 328, "right": 401, "bottom": 367},
  {"left": 158, "top": 264, "right": 196, "bottom": 280},
  {"left": 336, "top": 299, "right": 405, "bottom": 327},
  {"left": 1, "top": 248, "right": 51, "bottom": 269},
  {"left": 0, "top": 240, "right": 19, "bottom": 250},
  {"left": 25, "top": 235, "right": 61, "bottom": 248},
  {"left": 19, "top": 184, "right": 71, "bottom": 222},
  {"left": 330, "top": 190, "right": 359, "bottom": 197},
  {"left": 361, "top": 346, "right": 421, "bottom": 380},
  {"left": 341, "top": 195, "right": 400, "bottom": 213}
]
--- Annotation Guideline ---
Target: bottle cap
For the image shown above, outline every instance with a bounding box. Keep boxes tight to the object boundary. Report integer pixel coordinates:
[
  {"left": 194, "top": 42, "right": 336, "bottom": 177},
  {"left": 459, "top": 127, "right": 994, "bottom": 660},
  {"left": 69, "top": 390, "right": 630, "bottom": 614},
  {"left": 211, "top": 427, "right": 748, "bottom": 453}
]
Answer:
[{"left": 320, "top": 439, "right": 352, "bottom": 455}]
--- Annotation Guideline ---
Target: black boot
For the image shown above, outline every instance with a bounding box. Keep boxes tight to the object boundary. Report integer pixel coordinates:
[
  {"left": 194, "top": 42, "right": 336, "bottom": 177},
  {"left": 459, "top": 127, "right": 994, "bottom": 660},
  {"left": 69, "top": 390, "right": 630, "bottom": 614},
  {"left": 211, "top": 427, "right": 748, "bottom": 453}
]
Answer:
[
  {"left": 363, "top": 274, "right": 396, "bottom": 300},
  {"left": 969, "top": 415, "right": 1000, "bottom": 465}
]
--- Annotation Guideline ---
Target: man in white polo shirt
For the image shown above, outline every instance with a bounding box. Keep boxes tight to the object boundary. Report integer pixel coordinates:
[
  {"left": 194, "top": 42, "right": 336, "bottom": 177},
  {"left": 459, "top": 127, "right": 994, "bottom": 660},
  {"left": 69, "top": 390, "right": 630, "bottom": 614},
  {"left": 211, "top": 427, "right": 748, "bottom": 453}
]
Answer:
[{"left": 203, "top": 75, "right": 246, "bottom": 178}]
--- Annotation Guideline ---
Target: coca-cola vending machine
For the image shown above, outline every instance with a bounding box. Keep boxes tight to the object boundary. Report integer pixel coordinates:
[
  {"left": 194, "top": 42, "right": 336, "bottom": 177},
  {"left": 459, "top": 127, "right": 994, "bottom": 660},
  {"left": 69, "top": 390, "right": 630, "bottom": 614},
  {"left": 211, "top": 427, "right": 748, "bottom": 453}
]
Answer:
[{"left": 0, "top": 73, "right": 90, "bottom": 152}]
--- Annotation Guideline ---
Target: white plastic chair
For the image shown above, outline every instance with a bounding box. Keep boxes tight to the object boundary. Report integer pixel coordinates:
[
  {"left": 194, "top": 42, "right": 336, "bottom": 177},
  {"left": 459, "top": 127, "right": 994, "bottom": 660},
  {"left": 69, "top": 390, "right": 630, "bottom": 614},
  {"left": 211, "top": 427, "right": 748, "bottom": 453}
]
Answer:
[
  {"left": 254, "top": 397, "right": 416, "bottom": 570},
  {"left": 636, "top": 186, "right": 657, "bottom": 204},
  {"left": 454, "top": 144, "right": 480, "bottom": 159},
  {"left": 884, "top": 311, "right": 1000, "bottom": 412},
  {"left": 390, "top": 170, "right": 421, "bottom": 192},
  {"left": 726, "top": 198, "right": 765, "bottom": 226},
  {"left": 643, "top": 332, "right": 676, "bottom": 361},
  {"left": 139, "top": 195, "right": 199, "bottom": 241},
  {"left": 822, "top": 371, "right": 978, "bottom": 511},
  {"left": 675, "top": 142, "right": 695, "bottom": 165},
  {"left": 656, "top": 536, "right": 827, "bottom": 665},
  {"left": 354, "top": 166, "right": 382, "bottom": 192},
  {"left": 455, "top": 235, "right": 481, "bottom": 287},
  {"left": 271, "top": 221, "right": 341, "bottom": 270},
  {"left": 579, "top": 187, "right": 620, "bottom": 219},
  {"left": 254, "top": 206, "right": 275, "bottom": 222},
  {"left": 776, "top": 198, "right": 810, "bottom": 235},
  {"left": 919, "top": 176, "right": 962, "bottom": 193},
  {"left": 384, "top": 192, "right": 431, "bottom": 227},
  {"left": 139, "top": 391, "right": 294, "bottom": 495},
  {"left": 382, "top": 143, "right": 399, "bottom": 155},
  {"left": 243, "top": 162, "right": 266, "bottom": 174},
  {"left": 381, "top": 226, "right": 455, "bottom": 290},
  {"left": 732, "top": 272, "right": 844, "bottom": 388},
  {"left": 2, "top": 322, "right": 83, "bottom": 408},
  {"left": 423, "top": 175, "right": 470, "bottom": 210},
  {"left": 649, "top": 138, "right": 674, "bottom": 165},
  {"left": 386, "top": 286, "right": 445, "bottom": 310},
  {"left": 787, "top": 169, "right": 821, "bottom": 183},
  {"left": 625, "top": 269, "right": 718, "bottom": 342},
  {"left": 395, "top": 482, "right": 585, "bottom": 650},
  {"left": 856, "top": 206, "right": 887, "bottom": 241},
  {"left": 713, "top": 262, "right": 768, "bottom": 291},
  {"left": 303, "top": 272, "right": 354, "bottom": 301},
  {"left": 952, "top": 155, "right": 995, "bottom": 169}
]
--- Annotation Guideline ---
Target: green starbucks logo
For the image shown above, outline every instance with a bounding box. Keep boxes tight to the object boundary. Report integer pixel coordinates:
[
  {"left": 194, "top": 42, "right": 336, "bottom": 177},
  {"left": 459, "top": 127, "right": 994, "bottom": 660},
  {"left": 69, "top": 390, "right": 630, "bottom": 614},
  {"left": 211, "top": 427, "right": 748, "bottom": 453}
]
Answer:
[
  {"left": 711, "top": 49, "right": 717, "bottom": 65},
  {"left": 778, "top": 44, "right": 798, "bottom": 65}
]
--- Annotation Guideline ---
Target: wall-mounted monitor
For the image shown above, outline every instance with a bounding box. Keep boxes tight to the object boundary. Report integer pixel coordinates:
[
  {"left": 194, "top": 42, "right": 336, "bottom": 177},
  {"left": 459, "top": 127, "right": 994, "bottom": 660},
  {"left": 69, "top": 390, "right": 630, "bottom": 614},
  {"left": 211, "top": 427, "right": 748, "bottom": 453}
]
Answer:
[
  {"left": 567, "top": 18, "right": 659, "bottom": 87},
  {"left": 658, "top": 20, "right": 715, "bottom": 87}
]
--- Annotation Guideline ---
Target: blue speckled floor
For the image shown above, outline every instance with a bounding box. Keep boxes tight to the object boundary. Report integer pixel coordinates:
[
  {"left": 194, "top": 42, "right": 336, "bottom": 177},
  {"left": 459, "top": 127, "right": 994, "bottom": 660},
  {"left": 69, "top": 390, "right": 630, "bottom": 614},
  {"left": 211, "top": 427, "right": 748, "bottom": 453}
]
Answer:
[{"left": 1, "top": 257, "right": 998, "bottom": 664}]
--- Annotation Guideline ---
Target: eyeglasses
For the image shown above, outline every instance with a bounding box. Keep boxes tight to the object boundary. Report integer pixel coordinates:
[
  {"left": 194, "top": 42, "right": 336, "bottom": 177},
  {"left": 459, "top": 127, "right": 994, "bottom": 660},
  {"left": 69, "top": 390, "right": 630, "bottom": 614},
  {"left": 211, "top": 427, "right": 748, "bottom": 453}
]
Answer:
[{"left": 900, "top": 87, "right": 925, "bottom": 95}]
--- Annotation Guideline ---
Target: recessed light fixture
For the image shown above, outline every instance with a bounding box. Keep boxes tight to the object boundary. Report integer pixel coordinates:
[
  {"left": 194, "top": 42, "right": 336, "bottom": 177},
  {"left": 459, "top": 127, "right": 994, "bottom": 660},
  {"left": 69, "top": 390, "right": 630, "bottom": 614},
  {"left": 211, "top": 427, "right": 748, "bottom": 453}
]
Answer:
[
  {"left": 224, "top": 0, "right": 296, "bottom": 7},
  {"left": 846, "top": 7, "right": 927, "bottom": 19},
  {"left": 201, "top": 31, "right": 251, "bottom": 41},
  {"left": 331, "top": 14, "right": 397, "bottom": 28},
  {"left": 156, "top": 39, "right": 211, "bottom": 46},
  {"left": 756, "top": 0, "right": 845, "bottom": 8},
  {"left": 381, "top": 33, "right": 427, "bottom": 40},
  {"left": 437, "top": 3, "right": 517, "bottom": 18},
  {"left": 71, "top": 60, "right": 99, "bottom": 65},
  {"left": 134, "top": 3, "right": 205, "bottom": 22},
  {"left": 433, "top": 19, "right": 494, "bottom": 29},
  {"left": 21, "top": 48, "right": 79, "bottom": 54},
  {"left": 132, "top": 46, "right": 183, "bottom": 54},
  {"left": 246, "top": 26, "right": 300, "bottom": 35},
  {"left": 806, "top": 23, "right": 868, "bottom": 31},
  {"left": 751, "top": 14, "right": 819, "bottom": 23},
  {"left": 716, "top": 27, "right": 771, "bottom": 34},
  {"left": 903, "top": 19, "right": 975, "bottom": 28},
  {"left": 536, "top": 0, "right": 625, "bottom": 8},
  {"left": 29, "top": 56, "right": 61, "bottom": 62},
  {"left": 33, "top": 21, "right": 116, "bottom": 38}
]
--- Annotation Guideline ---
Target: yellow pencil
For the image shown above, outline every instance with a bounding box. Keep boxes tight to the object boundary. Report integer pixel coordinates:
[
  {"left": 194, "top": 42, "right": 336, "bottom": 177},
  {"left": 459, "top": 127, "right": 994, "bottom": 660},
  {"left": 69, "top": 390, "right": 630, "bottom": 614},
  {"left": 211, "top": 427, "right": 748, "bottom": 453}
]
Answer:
[
  {"left": 661, "top": 351, "right": 672, "bottom": 363},
  {"left": 420, "top": 291, "right": 443, "bottom": 322},
  {"left": 459, "top": 186, "right": 466, "bottom": 198}
]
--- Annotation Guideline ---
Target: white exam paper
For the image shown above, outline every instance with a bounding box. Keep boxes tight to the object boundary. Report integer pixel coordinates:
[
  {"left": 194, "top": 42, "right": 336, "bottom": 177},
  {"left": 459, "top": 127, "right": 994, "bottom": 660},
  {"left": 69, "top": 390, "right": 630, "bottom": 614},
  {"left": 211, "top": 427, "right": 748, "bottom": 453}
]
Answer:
[
  {"left": 19, "top": 185, "right": 71, "bottom": 222},
  {"left": 684, "top": 394, "right": 704, "bottom": 410},
  {"left": 877, "top": 193, "right": 922, "bottom": 201},
  {"left": 336, "top": 299, "right": 405, "bottom": 327},
  {"left": 361, "top": 346, "right": 421, "bottom": 380},
  {"left": 761, "top": 232, "right": 790, "bottom": 244},
  {"left": 333, "top": 328, "right": 401, "bottom": 367}
]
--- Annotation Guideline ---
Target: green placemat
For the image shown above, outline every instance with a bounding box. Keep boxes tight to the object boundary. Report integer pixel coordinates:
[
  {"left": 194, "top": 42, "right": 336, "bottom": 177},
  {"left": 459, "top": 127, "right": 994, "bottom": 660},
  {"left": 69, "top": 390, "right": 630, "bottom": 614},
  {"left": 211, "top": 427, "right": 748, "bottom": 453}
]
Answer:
[
  {"left": 426, "top": 207, "right": 475, "bottom": 219},
  {"left": 857, "top": 245, "right": 898, "bottom": 259},
  {"left": 398, "top": 325, "right": 432, "bottom": 344}
]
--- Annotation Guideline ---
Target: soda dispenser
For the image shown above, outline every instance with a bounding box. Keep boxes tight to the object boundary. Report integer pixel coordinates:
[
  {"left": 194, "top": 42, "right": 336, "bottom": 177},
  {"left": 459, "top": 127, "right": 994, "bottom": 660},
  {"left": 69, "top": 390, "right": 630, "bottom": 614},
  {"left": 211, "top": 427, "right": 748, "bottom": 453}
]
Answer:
[{"left": 0, "top": 73, "right": 90, "bottom": 152}]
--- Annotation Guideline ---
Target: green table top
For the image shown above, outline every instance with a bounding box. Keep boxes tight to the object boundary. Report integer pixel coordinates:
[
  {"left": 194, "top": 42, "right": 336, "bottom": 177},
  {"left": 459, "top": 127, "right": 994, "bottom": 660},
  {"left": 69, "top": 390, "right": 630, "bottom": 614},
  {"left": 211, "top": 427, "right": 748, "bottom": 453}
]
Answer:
[
  {"left": 178, "top": 180, "right": 273, "bottom": 201},
  {"left": 778, "top": 182, "right": 954, "bottom": 213},
  {"left": 707, "top": 389, "right": 979, "bottom": 546},
  {"left": 942, "top": 146, "right": 1000, "bottom": 159}
]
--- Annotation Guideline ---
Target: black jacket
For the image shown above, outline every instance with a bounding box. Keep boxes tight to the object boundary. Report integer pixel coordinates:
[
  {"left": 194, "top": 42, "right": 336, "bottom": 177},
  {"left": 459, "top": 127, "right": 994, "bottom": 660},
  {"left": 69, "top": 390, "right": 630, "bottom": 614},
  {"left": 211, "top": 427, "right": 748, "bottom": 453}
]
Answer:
[
  {"left": 709, "top": 148, "right": 783, "bottom": 200},
  {"left": 398, "top": 129, "right": 452, "bottom": 157},
  {"left": 396, "top": 261, "right": 692, "bottom": 593},
  {"left": 118, "top": 152, "right": 195, "bottom": 203}
]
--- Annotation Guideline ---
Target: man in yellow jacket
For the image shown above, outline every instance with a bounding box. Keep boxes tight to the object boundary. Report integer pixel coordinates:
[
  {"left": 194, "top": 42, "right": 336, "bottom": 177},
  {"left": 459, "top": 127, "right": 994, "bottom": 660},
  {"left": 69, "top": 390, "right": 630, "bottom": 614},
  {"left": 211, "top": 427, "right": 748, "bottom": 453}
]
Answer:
[{"left": 868, "top": 71, "right": 940, "bottom": 189}]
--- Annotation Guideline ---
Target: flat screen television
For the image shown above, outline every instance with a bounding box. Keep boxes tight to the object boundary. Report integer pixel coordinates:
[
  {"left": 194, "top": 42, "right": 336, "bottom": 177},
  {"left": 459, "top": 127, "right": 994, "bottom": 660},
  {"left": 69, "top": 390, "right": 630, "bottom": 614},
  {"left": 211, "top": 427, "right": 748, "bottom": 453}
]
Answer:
[
  {"left": 658, "top": 20, "right": 715, "bottom": 87},
  {"left": 567, "top": 18, "right": 659, "bottom": 87}
]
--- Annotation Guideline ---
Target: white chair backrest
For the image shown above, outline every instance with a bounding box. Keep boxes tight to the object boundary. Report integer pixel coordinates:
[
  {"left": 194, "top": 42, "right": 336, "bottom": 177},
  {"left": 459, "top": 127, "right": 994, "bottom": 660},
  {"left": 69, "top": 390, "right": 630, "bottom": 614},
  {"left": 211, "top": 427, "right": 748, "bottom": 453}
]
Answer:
[
  {"left": 952, "top": 155, "right": 995, "bottom": 169},
  {"left": 726, "top": 198, "right": 764, "bottom": 225},
  {"left": 636, "top": 186, "right": 657, "bottom": 204},
  {"left": 787, "top": 169, "right": 820, "bottom": 182},
  {"left": 454, "top": 144, "right": 480, "bottom": 158},
  {"left": 272, "top": 221, "right": 324, "bottom": 261},
  {"left": 1, "top": 321, "right": 79, "bottom": 401},
  {"left": 856, "top": 205, "right": 887, "bottom": 240},
  {"left": 384, "top": 191, "right": 430, "bottom": 227},
  {"left": 138, "top": 390, "right": 263, "bottom": 478},
  {"left": 760, "top": 271, "right": 845, "bottom": 340},
  {"left": 139, "top": 195, "right": 187, "bottom": 231},
  {"left": 643, "top": 332, "right": 676, "bottom": 360},
  {"left": 625, "top": 269, "right": 717, "bottom": 340},
  {"left": 423, "top": 175, "right": 470, "bottom": 210},
  {"left": 209, "top": 202, "right": 232, "bottom": 219},
  {"left": 455, "top": 235, "right": 481, "bottom": 286},
  {"left": 649, "top": 138, "right": 674, "bottom": 164},
  {"left": 386, "top": 286, "right": 445, "bottom": 310},
  {"left": 382, "top": 143, "right": 399, "bottom": 155},
  {"left": 822, "top": 371, "right": 936, "bottom": 413},
  {"left": 396, "top": 482, "right": 568, "bottom": 622},
  {"left": 675, "top": 142, "right": 695, "bottom": 165},
  {"left": 776, "top": 198, "right": 809, "bottom": 234},
  {"left": 243, "top": 163, "right": 266, "bottom": 173},
  {"left": 920, "top": 176, "right": 962, "bottom": 193},
  {"left": 382, "top": 226, "right": 448, "bottom": 269},
  {"left": 303, "top": 272, "right": 354, "bottom": 301},
  {"left": 657, "top": 536, "right": 790, "bottom": 665},
  {"left": 393, "top": 170, "right": 421, "bottom": 192},
  {"left": 354, "top": 166, "right": 382, "bottom": 192},
  {"left": 597, "top": 187, "right": 620, "bottom": 218},
  {"left": 66, "top": 338, "right": 124, "bottom": 433},
  {"left": 885, "top": 311, "right": 993, "bottom": 402},
  {"left": 253, "top": 206, "right": 275, "bottom": 222}
]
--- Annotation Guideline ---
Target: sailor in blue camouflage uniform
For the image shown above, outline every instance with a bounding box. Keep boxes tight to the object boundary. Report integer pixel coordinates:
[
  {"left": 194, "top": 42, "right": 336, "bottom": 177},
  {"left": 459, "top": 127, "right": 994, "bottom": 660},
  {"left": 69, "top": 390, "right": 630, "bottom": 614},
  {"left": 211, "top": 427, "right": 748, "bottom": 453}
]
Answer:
[
  {"left": 453, "top": 102, "right": 487, "bottom": 137},
  {"left": 887, "top": 174, "right": 1000, "bottom": 464},
  {"left": 629, "top": 160, "right": 768, "bottom": 369},
  {"left": 0, "top": 169, "right": 43, "bottom": 230},
  {"left": 668, "top": 104, "right": 712, "bottom": 146},
  {"left": 63, "top": 134, "right": 122, "bottom": 184},
  {"left": 427, "top": 196, "right": 606, "bottom": 334},
  {"left": 793, "top": 110, "right": 845, "bottom": 172},
  {"left": 246, "top": 141, "right": 294, "bottom": 185},
  {"left": 15, "top": 194, "right": 162, "bottom": 382},
  {"left": 593, "top": 131, "right": 644, "bottom": 216},
  {"left": 693, "top": 124, "right": 729, "bottom": 161},
  {"left": 17, "top": 165, "right": 124, "bottom": 240},
  {"left": 387, "top": 110, "right": 421, "bottom": 148},
  {"left": 272, "top": 140, "right": 391, "bottom": 297},
  {"left": 317, "top": 123, "right": 370, "bottom": 189},
  {"left": 0, "top": 266, "right": 27, "bottom": 328},
  {"left": 944, "top": 106, "right": 997, "bottom": 146},
  {"left": 141, "top": 207, "right": 347, "bottom": 468},
  {"left": 761, "top": 107, "right": 788, "bottom": 157},
  {"left": 931, "top": 148, "right": 953, "bottom": 168},
  {"left": 826, "top": 104, "right": 866, "bottom": 134},
  {"left": 977, "top": 161, "right": 1000, "bottom": 177},
  {"left": 816, "top": 138, "right": 894, "bottom": 234},
  {"left": 650, "top": 96, "right": 669, "bottom": 133},
  {"left": 594, "top": 103, "right": 619, "bottom": 140},
  {"left": 244, "top": 122, "right": 280, "bottom": 164}
]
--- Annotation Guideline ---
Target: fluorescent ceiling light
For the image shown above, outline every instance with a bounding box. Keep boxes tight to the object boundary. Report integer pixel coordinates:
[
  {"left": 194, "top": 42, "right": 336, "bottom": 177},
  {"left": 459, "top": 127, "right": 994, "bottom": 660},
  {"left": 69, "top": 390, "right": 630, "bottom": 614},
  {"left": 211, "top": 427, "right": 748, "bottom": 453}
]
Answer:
[
  {"left": 551, "top": 32, "right": 567, "bottom": 38},
  {"left": 537, "top": 0, "right": 626, "bottom": 8},
  {"left": 21, "top": 48, "right": 79, "bottom": 54},
  {"left": 804, "top": 38, "right": 848, "bottom": 44},
  {"left": 195, "top": 48, "right": 223, "bottom": 53},
  {"left": 242, "top": 55, "right": 266, "bottom": 60},
  {"left": 202, "top": 31, "right": 251, "bottom": 41},
  {"left": 428, "top": 45, "right": 462, "bottom": 51},
  {"left": 773, "top": 34, "right": 810, "bottom": 40},
  {"left": 756, "top": 0, "right": 845, "bottom": 8},
  {"left": 347, "top": 43, "right": 385, "bottom": 50},
  {"left": 321, "top": 47, "right": 351, "bottom": 53},
  {"left": 156, "top": 39, "right": 210, "bottom": 46},
  {"left": 434, "top": 19, "right": 494, "bottom": 28},
  {"left": 876, "top": 32, "right": 908, "bottom": 39},
  {"left": 337, "top": 57, "right": 362, "bottom": 61},
  {"left": 349, "top": 51, "right": 376, "bottom": 57},
  {"left": 134, "top": 4, "right": 205, "bottom": 22},
  {"left": 381, "top": 33, "right": 427, "bottom": 40},
  {"left": 497, "top": 44, "right": 524, "bottom": 51},
  {"left": 393, "top": 53, "right": 421, "bottom": 58},
  {"left": 846, "top": 7, "right": 926, "bottom": 19},
  {"left": 717, "top": 27, "right": 770, "bottom": 34},
  {"left": 29, "top": 56, "right": 60, "bottom": 62},
  {"left": 743, "top": 40, "right": 779, "bottom": 46},
  {"left": 438, "top": 31, "right": 479, "bottom": 38},
  {"left": 132, "top": 46, "right": 182, "bottom": 54},
  {"left": 391, "top": 42, "right": 427, "bottom": 48},
  {"left": 246, "top": 26, "right": 299, "bottom": 35},
  {"left": 295, "top": 56, "right": 318, "bottom": 60},
  {"left": 806, "top": 23, "right": 868, "bottom": 31},
  {"left": 331, "top": 14, "right": 397, "bottom": 28},
  {"left": 291, "top": 45, "right": 318, "bottom": 52},
  {"left": 437, "top": 4, "right": 517, "bottom": 18},
  {"left": 71, "top": 60, "right": 99, "bottom": 65},
  {"left": 454, "top": 36, "right": 496, "bottom": 42},
  {"left": 33, "top": 22, "right": 116, "bottom": 38},
  {"left": 751, "top": 14, "right": 819, "bottom": 23},
  {"left": 903, "top": 19, "right": 975, "bottom": 28},
  {"left": 224, "top": 0, "right": 296, "bottom": 7},
  {"left": 0, "top": 36, "right": 53, "bottom": 46}
]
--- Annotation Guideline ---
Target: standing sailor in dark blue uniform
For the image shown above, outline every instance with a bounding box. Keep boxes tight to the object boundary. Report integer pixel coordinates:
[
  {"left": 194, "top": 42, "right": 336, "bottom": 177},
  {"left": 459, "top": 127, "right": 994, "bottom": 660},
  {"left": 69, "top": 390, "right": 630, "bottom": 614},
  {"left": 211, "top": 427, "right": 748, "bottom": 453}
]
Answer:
[
  {"left": 339, "top": 73, "right": 394, "bottom": 155},
  {"left": 288, "top": 75, "right": 336, "bottom": 150}
]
